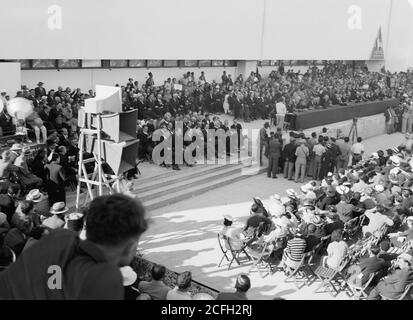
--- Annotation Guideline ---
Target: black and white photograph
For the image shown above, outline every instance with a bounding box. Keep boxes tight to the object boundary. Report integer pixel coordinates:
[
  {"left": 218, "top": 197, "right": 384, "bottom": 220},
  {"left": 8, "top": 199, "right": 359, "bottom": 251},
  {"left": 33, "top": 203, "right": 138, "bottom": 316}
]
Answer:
[{"left": 0, "top": 0, "right": 413, "bottom": 307}]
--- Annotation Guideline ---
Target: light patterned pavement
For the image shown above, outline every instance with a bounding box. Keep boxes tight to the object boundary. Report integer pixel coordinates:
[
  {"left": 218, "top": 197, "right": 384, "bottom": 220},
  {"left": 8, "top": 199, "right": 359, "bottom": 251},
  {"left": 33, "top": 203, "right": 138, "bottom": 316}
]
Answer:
[{"left": 138, "top": 132, "right": 405, "bottom": 300}]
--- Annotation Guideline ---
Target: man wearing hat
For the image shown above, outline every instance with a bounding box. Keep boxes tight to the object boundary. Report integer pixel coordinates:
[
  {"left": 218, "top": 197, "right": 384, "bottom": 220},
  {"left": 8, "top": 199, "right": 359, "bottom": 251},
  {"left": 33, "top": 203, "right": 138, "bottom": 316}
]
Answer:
[
  {"left": 42, "top": 202, "right": 68, "bottom": 230},
  {"left": 9, "top": 144, "right": 22, "bottom": 164},
  {"left": 35, "top": 82, "right": 46, "bottom": 99},
  {"left": 368, "top": 252, "right": 413, "bottom": 300}
]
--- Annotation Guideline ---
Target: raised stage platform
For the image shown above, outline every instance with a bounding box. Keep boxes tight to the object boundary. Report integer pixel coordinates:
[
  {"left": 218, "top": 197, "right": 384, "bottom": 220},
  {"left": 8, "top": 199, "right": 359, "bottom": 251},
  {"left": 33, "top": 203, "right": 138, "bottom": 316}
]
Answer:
[{"left": 291, "top": 99, "right": 398, "bottom": 130}]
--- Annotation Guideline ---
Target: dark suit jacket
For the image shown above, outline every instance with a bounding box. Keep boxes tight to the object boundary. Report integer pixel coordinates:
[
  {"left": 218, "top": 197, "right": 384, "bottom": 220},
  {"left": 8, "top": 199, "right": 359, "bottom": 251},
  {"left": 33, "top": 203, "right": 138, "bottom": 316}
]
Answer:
[
  {"left": 0, "top": 229, "right": 124, "bottom": 300},
  {"left": 376, "top": 269, "right": 413, "bottom": 299},
  {"left": 268, "top": 139, "right": 282, "bottom": 158},
  {"left": 359, "top": 256, "right": 390, "bottom": 285},
  {"left": 216, "top": 291, "right": 248, "bottom": 300},
  {"left": 0, "top": 194, "right": 15, "bottom": 223}
]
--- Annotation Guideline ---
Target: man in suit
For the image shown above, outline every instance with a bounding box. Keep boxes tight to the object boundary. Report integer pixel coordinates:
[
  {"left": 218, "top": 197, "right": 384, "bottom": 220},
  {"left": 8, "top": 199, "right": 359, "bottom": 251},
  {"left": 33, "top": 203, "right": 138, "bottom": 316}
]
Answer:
[
  {"left": 267, "top": 134, "right": 282, "bottom": 178},
  {"left": 358, "top": 245, "right": 391, "bottom": 286},
  {"left": 34, "top": 82, "right": 46, "bottom": 99},
  {"left": 0, "top": 185, "right": 19, "bottom": 223},
  {"left": 368, "top": 252, "right": 413, "bottom": 300},
  {"left": 259, "top": 122, "right": 270, "bottom": 166},
  {"left": 216, "top": 274, "right": 250, "bottom": 300}
]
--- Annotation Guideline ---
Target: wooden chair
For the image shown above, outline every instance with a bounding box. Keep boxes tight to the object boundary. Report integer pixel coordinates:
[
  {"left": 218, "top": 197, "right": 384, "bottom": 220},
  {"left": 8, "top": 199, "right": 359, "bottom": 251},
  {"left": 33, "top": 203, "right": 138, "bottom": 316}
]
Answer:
[
  {"left": 345, "top": 268, "right": 379, "bottom": 300},
  {"left": 224, "top": 235, "right": 252, "bottom": 271},
  {"left": 247, "top": 240, "right": 274, "bottom": 278},
  {"left": 284, "top": 250, "right": 317, "bottom": 288},
  {"left": 313, "top": 256, "right": 351, "bottom": 297},
  {"left": 380, "top": 283, "right": 413, "bottom": 300},
  {"left": 217, "top": 234, "right": 230, "bottom": 267}
]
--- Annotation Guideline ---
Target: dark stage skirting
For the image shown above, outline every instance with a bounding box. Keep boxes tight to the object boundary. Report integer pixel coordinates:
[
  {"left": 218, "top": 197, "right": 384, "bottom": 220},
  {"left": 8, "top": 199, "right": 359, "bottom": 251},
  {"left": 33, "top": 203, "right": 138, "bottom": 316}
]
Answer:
[{"left": 287, "top": 99, "right": 399, "bottom": 130}]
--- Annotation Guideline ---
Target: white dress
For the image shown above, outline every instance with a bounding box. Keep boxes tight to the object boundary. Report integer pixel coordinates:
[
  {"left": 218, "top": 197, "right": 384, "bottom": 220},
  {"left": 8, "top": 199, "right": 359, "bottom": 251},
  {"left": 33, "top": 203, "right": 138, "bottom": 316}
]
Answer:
[{"left": 223, "top": 94, "right": 230, "bottom": 114}]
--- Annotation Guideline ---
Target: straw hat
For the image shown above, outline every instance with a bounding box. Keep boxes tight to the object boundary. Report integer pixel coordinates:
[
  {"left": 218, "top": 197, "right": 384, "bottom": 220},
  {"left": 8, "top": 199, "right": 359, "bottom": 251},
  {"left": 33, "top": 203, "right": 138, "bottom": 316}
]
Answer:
[
  {"left": 374, "top": 184, "right": 385, "bottom": 193},
  {"left": 26, "top": 189, "right": 44, "bottom": 203},
  {"left": 336, "top": 185, "right": 350, "bottom": 195},
  {"left": 50, "top": 202, "right": 69, "bottom": 215},
  {"left": 10, "top": 143, "right": 23, "bottom": 151},
  {"left": 286, "top": 189, "right": 298, "bottom": 199},
  {"left": 119, "top": 266, "right": 137, "bottom": 286},
  {"left": 223, "top": 214, "right": 234, "bottom": 222}
]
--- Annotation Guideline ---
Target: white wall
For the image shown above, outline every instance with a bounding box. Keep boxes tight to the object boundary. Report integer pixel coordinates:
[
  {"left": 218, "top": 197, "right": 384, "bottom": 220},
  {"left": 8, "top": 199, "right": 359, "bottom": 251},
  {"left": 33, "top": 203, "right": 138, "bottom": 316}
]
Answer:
[
  {"left": 383, "top": 0, "right": 413, "bottom": 72},
  {"left": 21, "top": 66, "right": 237, "bottom": 93},
  {"left": 0, "top": 63, "right": 21, "bottom": 96}
]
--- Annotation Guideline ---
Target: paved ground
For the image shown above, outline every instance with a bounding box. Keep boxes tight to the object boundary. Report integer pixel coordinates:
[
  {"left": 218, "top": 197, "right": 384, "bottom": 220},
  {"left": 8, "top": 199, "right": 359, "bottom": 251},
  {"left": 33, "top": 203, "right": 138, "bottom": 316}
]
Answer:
[{"left": 137, "top": 132, "right": 405, "bottom": 300}]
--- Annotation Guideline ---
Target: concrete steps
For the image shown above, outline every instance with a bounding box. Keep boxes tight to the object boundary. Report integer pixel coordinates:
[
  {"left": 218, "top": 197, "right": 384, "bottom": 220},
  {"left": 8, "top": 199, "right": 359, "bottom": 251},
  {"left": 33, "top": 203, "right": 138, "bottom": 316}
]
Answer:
[{"left": 132, "top": 156, "right": 264, "bottom": 211}]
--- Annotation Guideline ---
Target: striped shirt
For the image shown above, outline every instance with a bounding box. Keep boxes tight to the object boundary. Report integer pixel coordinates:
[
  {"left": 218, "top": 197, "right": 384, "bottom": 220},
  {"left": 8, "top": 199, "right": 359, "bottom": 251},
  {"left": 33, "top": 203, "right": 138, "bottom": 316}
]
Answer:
[{"left": 285, "top": 237, "right": 307, "bottom": 262}]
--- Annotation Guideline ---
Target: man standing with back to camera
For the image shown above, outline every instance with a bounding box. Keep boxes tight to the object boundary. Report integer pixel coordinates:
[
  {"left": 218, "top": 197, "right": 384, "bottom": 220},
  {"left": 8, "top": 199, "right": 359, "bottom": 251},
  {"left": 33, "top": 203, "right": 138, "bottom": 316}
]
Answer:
[{"left": 0, "top": 194, "right": 148, "bottom": 299}]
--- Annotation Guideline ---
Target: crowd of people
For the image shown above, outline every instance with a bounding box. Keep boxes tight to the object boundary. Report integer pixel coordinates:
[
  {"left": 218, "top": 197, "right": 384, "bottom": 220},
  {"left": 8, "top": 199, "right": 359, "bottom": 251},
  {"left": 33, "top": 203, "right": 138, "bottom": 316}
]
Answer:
[
  {"left": 0, "top": 63, "right": 412, "bottom": 300},
  {"left": 219, "top": 133, "right": 413, "bottom": 300}
]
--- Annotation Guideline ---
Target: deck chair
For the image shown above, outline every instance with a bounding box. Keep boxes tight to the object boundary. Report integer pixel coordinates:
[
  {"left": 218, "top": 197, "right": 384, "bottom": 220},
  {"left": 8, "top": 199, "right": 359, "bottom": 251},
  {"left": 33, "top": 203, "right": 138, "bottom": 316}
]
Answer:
[
  {"left": 313, "top": 256, "right": 351, "bottom": 297},
  {"left": 284, "top": 250, "right": 317, "bottom": 288},
  {"left": 247, "top": 240, "right": 274, "bottom": 278},
  {"left": 345, "top": 268, "right": 379, "bottom": 300},
  {"left": 225, "top": 235, "right": 251, "bottom": 271},
  {"left": 217, "top": 234, "right": 230, "bottom": 267},
  {"left": 380, "top": 283, "right": 413, "bottom": 300}
]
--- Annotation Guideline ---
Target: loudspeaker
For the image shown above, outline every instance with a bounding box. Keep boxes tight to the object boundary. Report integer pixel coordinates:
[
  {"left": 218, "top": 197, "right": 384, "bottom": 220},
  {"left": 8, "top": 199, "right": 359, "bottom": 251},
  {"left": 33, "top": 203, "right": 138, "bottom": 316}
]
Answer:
[
  {"left": 86, "top": 137, "right": 139, "bottom": 175},
  {"left": 90, "top": 109, "right": 137, "bottom": 143},
  {"left": 84, "top": 85, "right": 122, "bottom": 114}
]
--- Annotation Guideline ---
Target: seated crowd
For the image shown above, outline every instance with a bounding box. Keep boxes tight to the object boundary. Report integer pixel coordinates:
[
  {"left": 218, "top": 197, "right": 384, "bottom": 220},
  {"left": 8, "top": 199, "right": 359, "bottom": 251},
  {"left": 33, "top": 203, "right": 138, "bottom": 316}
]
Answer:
[{"left": 218, "top": 137, "right": 413, "bottom": 299}]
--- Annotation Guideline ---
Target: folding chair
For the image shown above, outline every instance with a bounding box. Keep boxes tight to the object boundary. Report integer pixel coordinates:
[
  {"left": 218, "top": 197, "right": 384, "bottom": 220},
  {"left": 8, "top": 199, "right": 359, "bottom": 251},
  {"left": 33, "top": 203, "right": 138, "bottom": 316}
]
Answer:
[
  {"left": 217, "top": 234, "right": 230, "bottom": 267},
  {"left": 225, "top": 235, "right": 252, "bottom": 271},
  {"left": 380, "top": 283, "right": 413, "bottom": 300},
  {"left": 345, "top": 269, "right": 378, "bottom": 300},
  {"left": 136, "top": 159, "right": 144, "bottom": 176},
  {"left": 313, "top": 257, "right": 351, "bottom": 297},
  {"left": 284, "top": 250, "right": 317, "bottom": 288},
  {"left": 247, "top": 241, "right": 274, "bottom": 278}
]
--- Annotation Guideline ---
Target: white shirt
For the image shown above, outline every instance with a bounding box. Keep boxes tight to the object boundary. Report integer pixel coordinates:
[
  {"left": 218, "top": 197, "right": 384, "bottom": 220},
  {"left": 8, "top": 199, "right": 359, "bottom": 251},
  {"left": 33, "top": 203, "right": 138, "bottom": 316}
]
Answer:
[
  {"left": 363, "top": 210, "right": 394, "bottom": 235},
  {"left": 351, "top": 142, "right": 365, "bottom": 155},
  {"left": 275, "top": 102, "right": 287, "bottom": 115}
]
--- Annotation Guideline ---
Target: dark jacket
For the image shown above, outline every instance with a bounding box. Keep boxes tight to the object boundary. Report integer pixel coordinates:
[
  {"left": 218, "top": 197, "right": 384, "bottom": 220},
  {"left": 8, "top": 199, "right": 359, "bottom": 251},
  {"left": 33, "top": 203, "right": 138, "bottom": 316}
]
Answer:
[
  {"left": 375, "top": 268, "right": 413, "bottom": 299},
  {"left": 216, "top": 291, "right": 248, "bottom": 300},
  {"left": 283, "top": 143, "right": 297, "bottom": 163},
  {"left": 0, "top": 229, "right": 124, "bottom": 300},
  {"left": 268, "top": 139, "right": 282, "bottom": 158},
  {"left": 359, "top": 256, "right": 390, "bottom": 285}
]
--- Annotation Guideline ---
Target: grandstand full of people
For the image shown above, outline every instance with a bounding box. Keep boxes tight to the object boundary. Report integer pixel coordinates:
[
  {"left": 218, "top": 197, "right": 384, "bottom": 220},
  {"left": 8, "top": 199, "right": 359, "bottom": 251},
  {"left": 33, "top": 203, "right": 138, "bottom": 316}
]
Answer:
[{"left": 0, "top": 62, "right": 412, "bottom": 299}]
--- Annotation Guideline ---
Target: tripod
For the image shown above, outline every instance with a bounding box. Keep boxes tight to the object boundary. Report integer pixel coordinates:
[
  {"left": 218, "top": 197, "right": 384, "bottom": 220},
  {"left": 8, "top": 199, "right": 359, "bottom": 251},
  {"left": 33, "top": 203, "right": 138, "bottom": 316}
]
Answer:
[{"left": 348, "top": 117, "right": 359, "bottom": 143}]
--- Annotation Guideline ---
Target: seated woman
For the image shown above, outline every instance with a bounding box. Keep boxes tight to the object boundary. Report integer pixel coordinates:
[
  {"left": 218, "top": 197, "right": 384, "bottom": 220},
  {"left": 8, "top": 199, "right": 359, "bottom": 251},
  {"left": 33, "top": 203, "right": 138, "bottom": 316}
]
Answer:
[
  {"left": 280, "top": 228, "right": 307, "bottom": 273},
  {"left": 323, "top": 229, "right": 348, "bottom": 270}
]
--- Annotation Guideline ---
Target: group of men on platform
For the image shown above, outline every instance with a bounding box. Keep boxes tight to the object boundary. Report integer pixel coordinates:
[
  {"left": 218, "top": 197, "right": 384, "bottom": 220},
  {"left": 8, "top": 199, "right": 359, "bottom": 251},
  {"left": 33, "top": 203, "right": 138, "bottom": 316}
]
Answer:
[{"left": 260, "top": 122, "right": 366, "bottom": 183}]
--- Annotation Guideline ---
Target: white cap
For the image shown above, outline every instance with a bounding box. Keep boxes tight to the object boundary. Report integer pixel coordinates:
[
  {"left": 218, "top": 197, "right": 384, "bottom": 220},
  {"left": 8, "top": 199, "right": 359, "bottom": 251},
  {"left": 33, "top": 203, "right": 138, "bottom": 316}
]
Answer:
[{"left": 120, "top": 266, "right": 137, "bottom": 286}]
